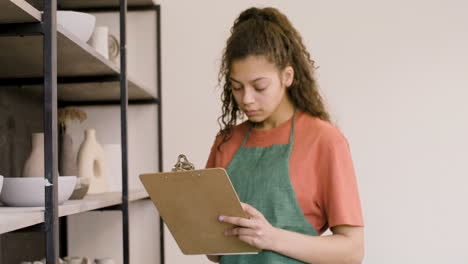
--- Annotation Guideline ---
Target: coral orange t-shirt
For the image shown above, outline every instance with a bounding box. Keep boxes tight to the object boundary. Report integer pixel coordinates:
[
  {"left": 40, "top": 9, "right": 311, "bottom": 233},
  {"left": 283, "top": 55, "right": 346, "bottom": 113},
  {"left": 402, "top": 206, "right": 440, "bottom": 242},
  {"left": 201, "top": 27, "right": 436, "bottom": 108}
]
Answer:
[{"left": 205, "top": 111, "right": 364, "bottom": 235}]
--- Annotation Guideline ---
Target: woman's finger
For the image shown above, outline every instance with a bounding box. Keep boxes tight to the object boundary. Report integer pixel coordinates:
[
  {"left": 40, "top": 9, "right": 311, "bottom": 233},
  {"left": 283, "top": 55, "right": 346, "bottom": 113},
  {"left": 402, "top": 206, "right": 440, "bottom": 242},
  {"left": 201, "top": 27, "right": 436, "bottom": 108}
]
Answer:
[
  {"left": 240, "top": 202, "right": 264, "bottom": 219},
  {"left": 219, "top": 215, "right": 255, "bottom": 228},
  {"left": 224, "top": 227, "right": 256, "bottom": 237}
]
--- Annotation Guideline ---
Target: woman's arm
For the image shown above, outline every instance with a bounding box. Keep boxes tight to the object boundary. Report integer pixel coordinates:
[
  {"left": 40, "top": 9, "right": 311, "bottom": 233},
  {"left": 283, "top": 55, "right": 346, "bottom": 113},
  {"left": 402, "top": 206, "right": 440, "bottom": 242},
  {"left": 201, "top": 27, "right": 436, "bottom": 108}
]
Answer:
[
  {"left": 221, "top": 203, "right": 364, "bottom": 264},
  {"left": 270, "top": 225, "right": 364, "bottom": 264}
]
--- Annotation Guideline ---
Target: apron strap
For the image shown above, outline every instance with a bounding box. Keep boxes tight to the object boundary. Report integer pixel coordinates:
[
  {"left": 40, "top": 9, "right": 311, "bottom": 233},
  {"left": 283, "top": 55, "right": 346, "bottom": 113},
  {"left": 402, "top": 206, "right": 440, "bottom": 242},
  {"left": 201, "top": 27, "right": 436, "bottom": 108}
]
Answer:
[
  {"left": 240, "top": 125, "right": 251, "bottom": 148},
  {"left": 289, "top": 109, "right": 297, "bottom": 145}
]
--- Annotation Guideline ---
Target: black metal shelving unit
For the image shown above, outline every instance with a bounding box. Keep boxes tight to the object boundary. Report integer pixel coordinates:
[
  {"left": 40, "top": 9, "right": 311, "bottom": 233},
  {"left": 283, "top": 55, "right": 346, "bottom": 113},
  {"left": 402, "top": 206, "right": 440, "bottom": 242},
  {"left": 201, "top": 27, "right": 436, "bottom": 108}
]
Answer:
[{"left": 0, "top": 0, "right": 163, "bottom": 263}]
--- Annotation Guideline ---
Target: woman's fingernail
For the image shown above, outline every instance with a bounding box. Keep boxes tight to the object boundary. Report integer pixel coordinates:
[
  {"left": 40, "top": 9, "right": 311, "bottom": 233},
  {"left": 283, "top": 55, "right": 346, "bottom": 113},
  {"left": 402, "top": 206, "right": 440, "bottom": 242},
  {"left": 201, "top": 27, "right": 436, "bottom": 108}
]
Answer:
[{"left": 218, "top": 216, "right": 224, "bottom": 221}]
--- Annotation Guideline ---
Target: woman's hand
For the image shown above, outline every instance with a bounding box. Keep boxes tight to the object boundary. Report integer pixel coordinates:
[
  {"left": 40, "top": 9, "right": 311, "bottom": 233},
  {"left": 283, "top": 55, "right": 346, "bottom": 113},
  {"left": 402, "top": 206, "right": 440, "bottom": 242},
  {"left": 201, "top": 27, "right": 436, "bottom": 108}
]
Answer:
[
  {"left": 219, "top": 202, "right": 365, "bottom": 263},
  {"left": 219, "top": 202, "right": 279, "bottom": 251}
]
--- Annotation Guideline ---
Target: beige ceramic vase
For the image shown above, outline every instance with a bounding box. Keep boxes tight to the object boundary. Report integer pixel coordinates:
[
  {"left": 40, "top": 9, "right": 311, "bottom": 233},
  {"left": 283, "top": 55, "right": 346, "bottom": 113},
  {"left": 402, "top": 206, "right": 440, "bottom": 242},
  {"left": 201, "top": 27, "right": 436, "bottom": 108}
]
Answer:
[
  {"left": 77, "top": 129, "right": 108, "bottom": 194},
  {"left": 23, "top": 133, "right": 44, "bottom": 178}
]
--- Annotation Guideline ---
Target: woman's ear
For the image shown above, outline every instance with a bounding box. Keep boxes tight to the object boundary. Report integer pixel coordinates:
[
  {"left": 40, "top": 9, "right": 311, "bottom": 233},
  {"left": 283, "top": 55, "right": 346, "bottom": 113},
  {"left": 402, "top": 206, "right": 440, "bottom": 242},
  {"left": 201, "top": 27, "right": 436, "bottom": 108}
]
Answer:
[{"left": 282, "top": 66, "right": 294, "bottom": 88}]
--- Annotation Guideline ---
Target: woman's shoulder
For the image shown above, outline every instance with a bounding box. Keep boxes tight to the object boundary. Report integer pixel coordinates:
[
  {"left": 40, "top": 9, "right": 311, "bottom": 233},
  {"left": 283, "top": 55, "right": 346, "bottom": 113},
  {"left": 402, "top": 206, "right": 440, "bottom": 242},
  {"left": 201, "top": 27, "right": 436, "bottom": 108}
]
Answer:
[
  {"left": 211, "top": 121, "right": 249, "bottom": 148},
  {"left": 297, "top": 111, "right": 348, "bottom": 145}
]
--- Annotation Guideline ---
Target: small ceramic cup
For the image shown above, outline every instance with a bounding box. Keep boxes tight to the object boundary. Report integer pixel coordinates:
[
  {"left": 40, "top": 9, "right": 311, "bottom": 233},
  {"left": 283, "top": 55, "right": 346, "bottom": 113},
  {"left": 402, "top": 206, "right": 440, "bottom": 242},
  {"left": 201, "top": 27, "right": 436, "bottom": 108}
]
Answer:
[{"left": 89, "top": 26, "right": 109, "bottom": 59}]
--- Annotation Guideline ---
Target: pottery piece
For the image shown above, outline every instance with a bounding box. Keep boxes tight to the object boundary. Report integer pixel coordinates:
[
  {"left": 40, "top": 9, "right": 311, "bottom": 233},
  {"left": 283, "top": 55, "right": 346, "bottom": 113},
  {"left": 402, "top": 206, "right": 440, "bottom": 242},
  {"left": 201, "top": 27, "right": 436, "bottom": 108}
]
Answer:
[
  {"left": 94, "top": 258, "right": 115, "bottom": 264},
  {"left": 77, "top": 129, "right": 108, "bottom": 194},
  {"left": 57, "top": 11, "right": 96, "bottom": 43},
  {"left": 23, "top": 133, "right": 44, "bottom": 178},
  {"left": 0, "top": 175, "right": 3, "bottom": 196},
  {"left": 89, "top": 26, "right": 109, "bottom": 59},
  {"left": 60, "top": 133, "right": 78, "bottom": 176},
  {"left": 64, "top": 256, "right": 92, "bottom": 264},
  {"left": 108, "top": 33, "right": 120, "bottom": 64},
  {"left": 69, "top": 177, "right": 90, "bottom": 200},
  {"left": 22, "top": 258, "right": 64, "bottom": 264},
  {"left": 0, "top": 176, "right": 76, "bottom": 207}
]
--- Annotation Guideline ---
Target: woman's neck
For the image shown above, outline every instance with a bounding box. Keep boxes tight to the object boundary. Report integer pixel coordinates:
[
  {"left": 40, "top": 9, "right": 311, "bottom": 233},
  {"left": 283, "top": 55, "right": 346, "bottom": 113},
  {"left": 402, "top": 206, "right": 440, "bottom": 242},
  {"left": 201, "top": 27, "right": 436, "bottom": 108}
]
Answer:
[{"left": 255, "top": 96, "right": 295, "bottom": 130}]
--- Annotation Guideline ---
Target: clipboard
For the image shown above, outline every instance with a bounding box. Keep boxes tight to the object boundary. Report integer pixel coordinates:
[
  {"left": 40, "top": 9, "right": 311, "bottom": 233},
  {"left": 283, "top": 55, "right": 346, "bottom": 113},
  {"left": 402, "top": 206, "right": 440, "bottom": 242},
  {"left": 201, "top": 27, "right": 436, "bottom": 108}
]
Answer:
[{"left": 139, "top": 167, "right": 261, "bottom": 255}]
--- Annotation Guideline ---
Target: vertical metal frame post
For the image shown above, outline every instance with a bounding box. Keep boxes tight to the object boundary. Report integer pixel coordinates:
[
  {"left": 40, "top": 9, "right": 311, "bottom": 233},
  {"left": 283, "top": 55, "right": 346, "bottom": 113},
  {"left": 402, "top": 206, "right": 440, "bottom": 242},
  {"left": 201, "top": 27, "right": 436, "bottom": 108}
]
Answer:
[
  {"left": 119, "top": 0, "right": 130, "bottom": 263},
  {"left": 155, "top": 6, "right": 165, "bottom": 264},
  {"left": 43, "top": 0, "right": 59, "bottom": 263}
]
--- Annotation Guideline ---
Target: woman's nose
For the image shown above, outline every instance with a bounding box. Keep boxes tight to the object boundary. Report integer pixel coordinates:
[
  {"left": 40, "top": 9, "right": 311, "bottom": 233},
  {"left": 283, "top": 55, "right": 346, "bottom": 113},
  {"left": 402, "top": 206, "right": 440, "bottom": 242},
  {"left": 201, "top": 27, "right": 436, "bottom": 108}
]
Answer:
[{"left": 242, "top": 89, "right": 255, "bottom": 105}]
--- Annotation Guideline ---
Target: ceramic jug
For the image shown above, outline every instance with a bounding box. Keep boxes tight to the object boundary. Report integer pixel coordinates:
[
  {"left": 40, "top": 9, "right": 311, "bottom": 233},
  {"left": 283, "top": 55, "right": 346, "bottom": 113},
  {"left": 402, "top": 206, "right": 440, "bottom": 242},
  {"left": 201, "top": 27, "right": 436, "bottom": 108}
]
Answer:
[{"left": 77, "top": 129, "right": 108, "bottom": 194}]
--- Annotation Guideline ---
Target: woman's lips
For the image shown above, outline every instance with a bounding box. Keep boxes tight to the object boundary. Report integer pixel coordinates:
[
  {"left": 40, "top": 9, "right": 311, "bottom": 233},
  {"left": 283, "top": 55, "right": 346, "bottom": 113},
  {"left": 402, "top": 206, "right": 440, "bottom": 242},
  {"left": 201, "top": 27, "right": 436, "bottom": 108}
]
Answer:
[{"left": 244, "top": 110, "right": 258, "bottom": 116}]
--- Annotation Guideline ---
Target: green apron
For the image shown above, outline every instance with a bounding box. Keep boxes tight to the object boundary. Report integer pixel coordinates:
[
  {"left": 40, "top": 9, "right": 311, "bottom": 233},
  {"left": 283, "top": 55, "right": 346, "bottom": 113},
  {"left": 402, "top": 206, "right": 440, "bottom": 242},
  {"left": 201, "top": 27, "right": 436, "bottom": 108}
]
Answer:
[{"left": 222, "top": 112, "right": 318, "bottom": 264}]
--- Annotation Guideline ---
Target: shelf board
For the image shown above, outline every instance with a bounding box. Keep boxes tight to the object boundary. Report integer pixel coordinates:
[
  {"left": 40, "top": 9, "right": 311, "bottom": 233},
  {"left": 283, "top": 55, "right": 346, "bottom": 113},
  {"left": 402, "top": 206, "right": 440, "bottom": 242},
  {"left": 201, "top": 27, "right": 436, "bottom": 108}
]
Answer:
[
  {"left": 0, "top": 0, "right": 41, "bottom": 24},
  {"left": 26, "top": 0, "right": 157, "bottom": 10},
  {"left": 0, "top": 0, "right": 157, "bottom": 101},
  {"left": 0, "top": 189, "right": 150, "bottom": 234},
  {"left": 56, "top": 81, "right": 156, "bottom": 102},
  {"left": 20, "top": 77, "right": 156, "bottom": 102}
]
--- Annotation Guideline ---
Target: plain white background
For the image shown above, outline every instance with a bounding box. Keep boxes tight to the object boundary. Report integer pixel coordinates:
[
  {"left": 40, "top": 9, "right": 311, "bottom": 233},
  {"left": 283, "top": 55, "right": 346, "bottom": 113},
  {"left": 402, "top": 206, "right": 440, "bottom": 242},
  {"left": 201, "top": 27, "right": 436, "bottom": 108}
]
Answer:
[{"left": 159, "top": 0, "right": 468, "bottom": 263}]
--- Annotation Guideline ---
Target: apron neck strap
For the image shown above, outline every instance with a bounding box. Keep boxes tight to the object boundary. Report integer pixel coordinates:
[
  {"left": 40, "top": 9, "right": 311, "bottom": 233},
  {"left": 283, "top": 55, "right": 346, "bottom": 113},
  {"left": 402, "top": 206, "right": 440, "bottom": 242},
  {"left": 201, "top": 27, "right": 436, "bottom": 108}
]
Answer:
[
  {"left": 241, "top": 125, "right": 251, "bottom": 148},
  {"left": 289, "top": 109, "right": 297, "bottom": 145}
]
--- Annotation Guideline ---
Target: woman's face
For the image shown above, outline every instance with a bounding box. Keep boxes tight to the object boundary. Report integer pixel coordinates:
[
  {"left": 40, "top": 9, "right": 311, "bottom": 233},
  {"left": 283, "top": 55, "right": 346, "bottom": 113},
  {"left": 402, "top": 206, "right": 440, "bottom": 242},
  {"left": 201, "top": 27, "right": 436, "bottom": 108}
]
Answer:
[{"left": 229, "top": 55, "right": 294, "bottom": 127}]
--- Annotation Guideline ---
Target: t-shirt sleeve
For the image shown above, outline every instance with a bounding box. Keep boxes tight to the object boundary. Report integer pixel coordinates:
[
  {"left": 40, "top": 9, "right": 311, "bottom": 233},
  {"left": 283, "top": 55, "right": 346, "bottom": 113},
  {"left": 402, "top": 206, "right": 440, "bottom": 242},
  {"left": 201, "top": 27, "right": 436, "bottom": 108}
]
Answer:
[
  {"left": 321, "top": 138, "right": 364, "bottom": 228},
  {"left": 205, "top": 137, "right": 219, "bottom": 169}
]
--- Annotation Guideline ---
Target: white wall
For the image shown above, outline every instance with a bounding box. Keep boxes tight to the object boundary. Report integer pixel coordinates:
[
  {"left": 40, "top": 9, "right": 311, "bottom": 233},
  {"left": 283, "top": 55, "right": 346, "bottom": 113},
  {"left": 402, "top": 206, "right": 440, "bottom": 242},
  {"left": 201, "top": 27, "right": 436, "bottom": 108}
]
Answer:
[{"left": 160, "top": 0, "right": 468, "bottom": 263}]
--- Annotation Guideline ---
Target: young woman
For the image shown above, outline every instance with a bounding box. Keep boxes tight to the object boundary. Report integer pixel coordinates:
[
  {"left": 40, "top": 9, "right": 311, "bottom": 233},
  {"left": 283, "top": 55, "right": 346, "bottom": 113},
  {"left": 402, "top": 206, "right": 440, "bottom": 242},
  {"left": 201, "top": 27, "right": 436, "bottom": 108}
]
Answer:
[{"left": 205, "top": 7, "right": 364, "bottom": 264}]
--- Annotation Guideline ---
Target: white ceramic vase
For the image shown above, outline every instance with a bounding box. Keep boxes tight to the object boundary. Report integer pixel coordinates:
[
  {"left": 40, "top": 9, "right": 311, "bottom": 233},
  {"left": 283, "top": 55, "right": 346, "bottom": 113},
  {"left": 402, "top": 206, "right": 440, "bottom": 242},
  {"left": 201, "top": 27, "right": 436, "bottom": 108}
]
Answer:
[
  {"left": 22, "top": 133, "right": 44, "bottom": 178},
  {"left": 77, "top": 129, "right": 108, "bottom": 194}
]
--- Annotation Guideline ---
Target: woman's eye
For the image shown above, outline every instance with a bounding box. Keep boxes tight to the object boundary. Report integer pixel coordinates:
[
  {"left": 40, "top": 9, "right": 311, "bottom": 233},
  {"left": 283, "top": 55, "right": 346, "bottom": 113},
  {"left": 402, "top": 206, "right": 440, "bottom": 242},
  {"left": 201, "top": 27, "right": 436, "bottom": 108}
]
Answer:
[
  {"left": 231, "top": 86, "right": 242, "bottom": 91},
  {"left": 255, "top": 86, "right": 267, "bottom": 91},
  {"left": 254, "top": 80, "right": 269, "bottom": 91}
]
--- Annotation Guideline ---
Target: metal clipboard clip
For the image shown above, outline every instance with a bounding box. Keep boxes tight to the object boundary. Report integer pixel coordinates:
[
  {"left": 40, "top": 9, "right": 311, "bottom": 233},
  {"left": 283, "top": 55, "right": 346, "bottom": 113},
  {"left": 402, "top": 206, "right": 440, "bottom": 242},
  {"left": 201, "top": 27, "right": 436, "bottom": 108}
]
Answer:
[{"left": 171, "top": 154, "right": 195, "bottom": 172}]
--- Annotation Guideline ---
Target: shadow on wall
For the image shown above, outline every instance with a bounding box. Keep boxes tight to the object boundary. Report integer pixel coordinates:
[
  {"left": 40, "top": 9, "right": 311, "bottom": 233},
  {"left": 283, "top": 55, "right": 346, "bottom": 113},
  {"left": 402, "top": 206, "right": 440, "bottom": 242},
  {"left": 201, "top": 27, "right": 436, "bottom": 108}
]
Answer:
[{"left": 0, "top": 86, "right": 43, "bottom": 179}]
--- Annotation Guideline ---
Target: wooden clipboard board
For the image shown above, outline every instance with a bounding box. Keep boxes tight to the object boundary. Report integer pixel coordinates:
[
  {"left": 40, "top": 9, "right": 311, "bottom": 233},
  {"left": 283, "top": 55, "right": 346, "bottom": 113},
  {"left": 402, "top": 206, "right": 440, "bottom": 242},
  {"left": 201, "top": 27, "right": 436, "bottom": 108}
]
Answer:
[{"left": 139, "top": 168, "right": 261, "bottom": 255}]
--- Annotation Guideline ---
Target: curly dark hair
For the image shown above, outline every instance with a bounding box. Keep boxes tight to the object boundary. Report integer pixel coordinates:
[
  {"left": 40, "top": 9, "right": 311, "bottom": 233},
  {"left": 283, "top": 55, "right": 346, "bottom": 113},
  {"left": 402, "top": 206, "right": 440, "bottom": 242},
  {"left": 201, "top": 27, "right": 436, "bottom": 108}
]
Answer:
[{"left": 217, "top": 7, "right": 330, "bottom": 150}]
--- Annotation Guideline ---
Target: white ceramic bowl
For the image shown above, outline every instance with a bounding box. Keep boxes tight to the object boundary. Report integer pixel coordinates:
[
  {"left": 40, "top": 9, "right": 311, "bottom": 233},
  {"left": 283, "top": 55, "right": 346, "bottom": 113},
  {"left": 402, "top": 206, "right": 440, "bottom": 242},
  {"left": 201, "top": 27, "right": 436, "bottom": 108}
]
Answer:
[
  {"left": 0, "top": 175, "right": 3, "bottom": 196},
  {"left": 0, "top": 176, "right": 77, "bottom": 207},
  {"left": 57, "top": 11, "right": 96, "bottom": 43}
]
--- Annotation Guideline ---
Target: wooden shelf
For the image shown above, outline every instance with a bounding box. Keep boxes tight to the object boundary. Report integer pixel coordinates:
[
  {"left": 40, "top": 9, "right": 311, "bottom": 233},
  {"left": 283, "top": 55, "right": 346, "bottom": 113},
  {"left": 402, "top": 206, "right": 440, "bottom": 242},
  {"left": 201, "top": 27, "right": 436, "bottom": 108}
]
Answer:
[
  {"left": 26, "top": 0, "right": 157, "bottom": 10},
  {"left": 0, "top": 189, "right": 150, "bottom": 234},
  {"left": 0, "top": 0, "right": 157, "bottom": 102},
  {"left": 57, "top": 81, "right": 156, "bottom": 102}
]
